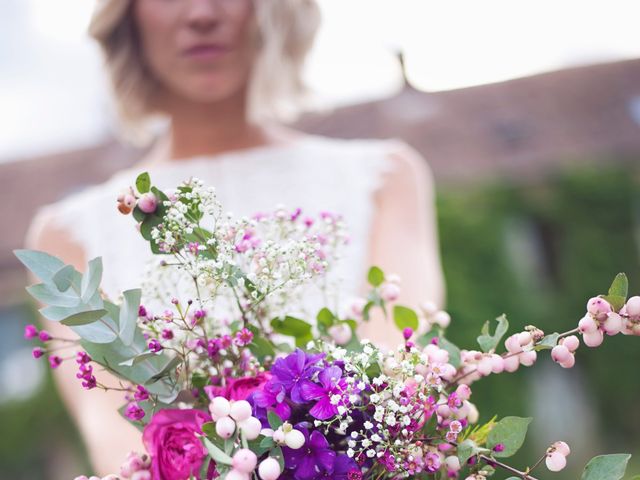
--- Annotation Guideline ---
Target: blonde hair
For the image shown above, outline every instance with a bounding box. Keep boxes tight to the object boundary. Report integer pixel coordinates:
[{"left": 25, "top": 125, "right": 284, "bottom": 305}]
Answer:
[{"left": 89, "top": 0, "right": 321, "bottom": 143}]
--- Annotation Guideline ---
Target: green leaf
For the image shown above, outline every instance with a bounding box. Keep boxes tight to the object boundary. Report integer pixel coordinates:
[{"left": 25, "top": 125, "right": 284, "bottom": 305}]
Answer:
[
  {"left": 259, "top": 436, "right": 275, "bottom": 450},
  {"left": 457, "top": 439, "right": 479, "bottom": 465},
  {"left": 535, "top": 332, "right": 560, "bottom": 351},
  {"left": 26, "top": 283, "right": 79, "bottom": 307},
  {"left": 602, "top": 273, "right": 629, "bottom": 311},
  {"left": 486, "top": 416, "right": 532, "bottom": 458},
  {"left": 14, "top": 249, "right": 65, "bottom": 283},
  {"left": 72, "top": 319, "right": 118, "bottom": 343},
  {"left": 439, "top": 337, "right": 461, "bottom": 368},
  {"left": 136, "top": 172, "right": 151, "bottom": 194},
  {"left": 393, "top": 305, "right": 419, "bottom": 331},
  {"left": 119, "top": 289, "right": 141, "bottom": 346},
  {"left": 477, "top": 314, "right": 509, "bottom": 353},
  {"left": 267, "top": 411, "right": 283, "bottom": 430},
  {"left": 118, "top": 350, "right": 157, "bottom": 367},
  {"left": 39, "top": 304, "right": 106, "bottom": 324},
  {"left": 52, "top": 265, "right": 78, "bottom": 292},
  {"left": 316, "top": 308, "right": 335, "bottom": 332},
  {"left": 203, "top": 437, "right": 233, "bottom": 466},
  {"left": 81, "top": 257, "right": 103, "bottom": 303},
  {"left": 273, "top": 446, "right": 285, "bottom": 472},
  {"left": 581, "top": 454, "right": 631, "bottom": 480},
  {"left": 270, "top": 316, "right": 312, "bottom": 338},
  {"left": 367, "top": 266, "right": 385, "bottom": 287},
  {"left": 248, "top": 336, "right": 276, "bottom": 361}
]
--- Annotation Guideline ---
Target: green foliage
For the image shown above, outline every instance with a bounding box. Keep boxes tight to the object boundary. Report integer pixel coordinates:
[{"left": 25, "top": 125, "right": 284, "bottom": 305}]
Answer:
[
  {"left": 393, "top": 305, "right": 419, "bottom": 331},
  {"left": 486, "top": 416, "right": 532, "bottom": 458},
  {"left": 602, "top": 273, "right": 628, "bottom": 311},
  {"left": 270, "top": 316, "right": 313, "bottom": 347},
  {"left": 477, "top": 314, "right": 509, "bottom": 353},
  {"left": 581, "top": 454, "right": 631, "bottom": 480},
  {"left": 367, "top": 266, "right": 385, "bottom": 287},
  {"left": 136, "top": 172, "right": 151, "bottom": 194}
]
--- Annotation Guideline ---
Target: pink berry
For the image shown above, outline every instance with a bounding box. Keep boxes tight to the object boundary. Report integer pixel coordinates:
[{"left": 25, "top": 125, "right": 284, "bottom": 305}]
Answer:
[
  {"left": 210, "top": 396, "right": 231, "bottom": 418},
  {"left": 519, "top": 350, "right": 537, "bottom": 367},
  {"left": 131, "top": 471, "right": 151, "bottom": 480},
  {"left": 380, "top": 282, "right": 401, "bottom": 302},
  {"left": 232, "top": 449, "right": 258, "bottom": 473},
  {"left": 561, "top": 335, "right": 580, "bottom": 352},
  {"left": 433, "top": 311, "right": 451, "bottom": 328},
  {"left": 456, "top": 384, "right": 472, "bottom": 401},
  {"left": 578, "top": 315, "right": 598, "bottom": 334},
  {"left": 553, "top": 441, "right": 571, "bottom": 456},
  {"left": 503, "top": 355, "right": 520, "bottom": 372},
  {"left": 230, "top": 400, "right": 252, "bottom": 422},
  {"left": 477, "top": 357, "right": 493, "bottom": 376},
  {"left": 328, "top": 323, "right": 352, "bottom": 345},
  {"left": 284, "top": 429, "right": 306, "bottom": 449},
  {"left": 546, "top": 451, "right": 567, "bottom": 472},
  {"left": 490, "top": 354, "right": 505, "bottom": 374},
  {"left": 586, "top": 297, "right": 611, "bottom": 320},
  {"left": 505, "top": 334, "right": 523, "bottom": 354},
  {"left": 559, "top": 354, "right": 575, "bottom": 369},
  {"left": 225, "top": 470, "right": 250, "bottom": 480},
  {"left": 239, "top": 417, "right": 262, "bottom": 440},
  {"left": 137, "top": 192, "right": 157, "bottom": 214},
  {"left": 258, "top": 457, "right": 281, "bottom": 480},
  {"left": 551, "top": 345, "right": 571, "bottom": 363},
  {"left": 603, "top": 312, "right": 623, "bottom": 336},
  {"left": 215, "top": 416, "right": 236, "bottom": 439},
  {"left": 583, "top": 329, "right": 604, "bottom": 347},
  {"left": 625, "top": 296, "right": 640, "bottom": 317},
  {"left": 518, "top": 331, "right": 532, "bottom": 346}
]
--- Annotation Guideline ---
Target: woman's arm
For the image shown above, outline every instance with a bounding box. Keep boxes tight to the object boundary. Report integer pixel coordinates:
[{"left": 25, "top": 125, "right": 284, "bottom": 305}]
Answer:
[
  {"left": 25, "top": 209, "right": 144, "bottom": 476},
  {"left": 358, "top": 142, "right": 446, "bottom": 348}
]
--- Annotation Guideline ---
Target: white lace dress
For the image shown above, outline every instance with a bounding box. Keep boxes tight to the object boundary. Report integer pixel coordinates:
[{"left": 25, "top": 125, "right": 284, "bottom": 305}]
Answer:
[{"left": 37, "top": 135, "right": 403, "bottom": 317}]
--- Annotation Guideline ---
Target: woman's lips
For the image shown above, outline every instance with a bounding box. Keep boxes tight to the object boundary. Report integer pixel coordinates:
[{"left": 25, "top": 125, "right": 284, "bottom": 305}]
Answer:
[{"left": 183, "top": 44, "right": 231, "bottom": 61}]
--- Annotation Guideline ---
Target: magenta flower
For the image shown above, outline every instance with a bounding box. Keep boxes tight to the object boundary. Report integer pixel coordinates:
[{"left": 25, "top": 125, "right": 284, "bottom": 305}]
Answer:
[
  {"left": 143, "top": 409, "right": 211, "bottom": 480},
  {"left": 205, "top": 373, "right": 271, "bottom": 401},
  {"left": 24, "top": 324, "right": 38, "bottom": 339},
  {"left": 125, "top": 402, "right": 145, "bottom": 421},
  {"left": 300, "top": 365, "right": 348, "bottom": 420}
]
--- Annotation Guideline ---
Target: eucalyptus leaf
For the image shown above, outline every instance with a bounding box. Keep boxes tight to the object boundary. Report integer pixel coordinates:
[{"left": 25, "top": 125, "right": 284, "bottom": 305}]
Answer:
[
  {"left": 270, "top": 316, "right": 312, "bottom": 339},
  {"left": 477, "top": 314, "right": 509, "bottom": 353},
  {"left": 52, "top": 265, "right": 78, "bottom": 292},
  {"left": 581, "top": 454, "right": 631, "bottom": 480},
  {"left": 71, "top": 319, "right": 118, "bottom": 343},
  {"left": 14, "top": 249, "right": 65, "bottom": 283},
  {"left": 26, "top": 283, "right": 79, "bottom": 307},
  {"left": 39, "top": 304, "right": 105, "bottom": 324},
  {"left": 119, "top": 289, "right": 141, "bottom": 346},
  {"left": 81, "top": 257, "right": 103, "bottom": 303},
  {"left": 486, "top": 416, "right": 532, "bottom": 458}
]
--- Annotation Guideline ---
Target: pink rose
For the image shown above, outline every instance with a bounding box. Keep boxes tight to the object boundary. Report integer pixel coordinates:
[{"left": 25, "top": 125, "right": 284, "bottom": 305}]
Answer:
[
  {"left": 205, "top": 373, "right": 271, "bottom": 401},
  {"left": 142, "top": 409, "right": 212, "bottom": 480}
]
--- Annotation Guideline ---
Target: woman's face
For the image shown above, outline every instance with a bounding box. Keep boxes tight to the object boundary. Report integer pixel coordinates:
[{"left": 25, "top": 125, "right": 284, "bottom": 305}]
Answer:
[{"left": 134, "top": 0, "right": 256, "bottom": 105}]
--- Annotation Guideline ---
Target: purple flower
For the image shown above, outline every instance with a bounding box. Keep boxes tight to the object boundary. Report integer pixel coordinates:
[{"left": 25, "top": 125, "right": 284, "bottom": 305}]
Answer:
[
  {"left": 284, "top": 430, "right": 336, "bottom": 480},
  {"left": 125, "top": 402, "right": 145, "bottom": 421},
  {"left": 24, "top": 324, "right": 38, "bottom": 339},
  {"left": 148, "top": 339, "right": 163, "bottom": 353},
  {"left": 318, "top": 455, "right": 359, "bottom": 479},
  {"left": 270, "top": 349, "right": 324, "bottom": 403},
  {"left": 300, "top": 366, "right": 348, "bottom": 420},
  {"left": 134, "top": 385, "right": 150, "bottom": 402}
]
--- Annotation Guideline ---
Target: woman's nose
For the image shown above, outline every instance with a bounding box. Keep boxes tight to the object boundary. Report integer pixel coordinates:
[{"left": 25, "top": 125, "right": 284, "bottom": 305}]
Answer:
[{"left": 185, "top": 0, "right": 223, "bottom": 31}]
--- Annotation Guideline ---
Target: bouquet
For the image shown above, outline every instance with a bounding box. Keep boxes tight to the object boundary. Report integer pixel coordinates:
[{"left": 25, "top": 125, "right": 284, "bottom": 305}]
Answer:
[{"left": 17, "top": 172, "right": 638, "bottom": 480}]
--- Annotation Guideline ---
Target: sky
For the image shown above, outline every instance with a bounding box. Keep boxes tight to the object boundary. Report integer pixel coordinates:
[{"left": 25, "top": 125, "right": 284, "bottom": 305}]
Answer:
[{"left": 1, "top": 0, "right": 639, "bottom": 161}]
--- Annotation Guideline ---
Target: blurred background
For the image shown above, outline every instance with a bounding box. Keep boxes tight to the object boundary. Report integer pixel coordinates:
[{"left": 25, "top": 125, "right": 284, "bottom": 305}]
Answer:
[{"left": 1, "top": 0, "right": 640, "bottom": 478}]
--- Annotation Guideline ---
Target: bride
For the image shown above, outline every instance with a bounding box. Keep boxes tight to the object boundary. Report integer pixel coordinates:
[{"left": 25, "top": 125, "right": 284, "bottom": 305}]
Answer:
[{"left": 25, "top": 0, "right": 444, "bottom": 476}]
